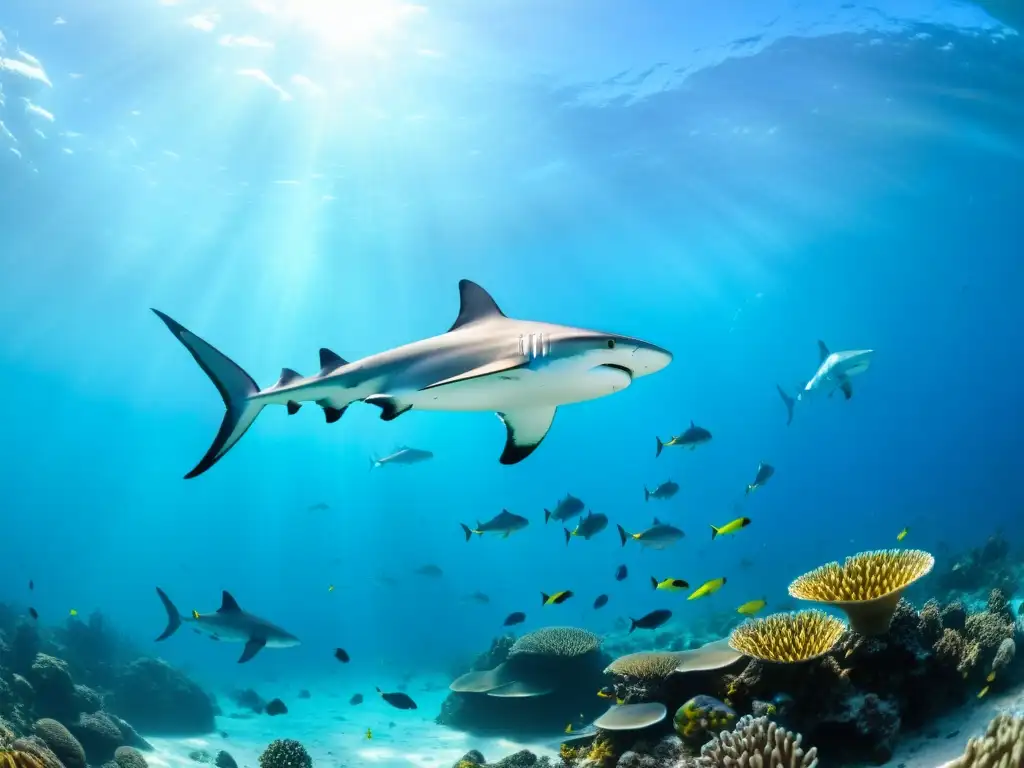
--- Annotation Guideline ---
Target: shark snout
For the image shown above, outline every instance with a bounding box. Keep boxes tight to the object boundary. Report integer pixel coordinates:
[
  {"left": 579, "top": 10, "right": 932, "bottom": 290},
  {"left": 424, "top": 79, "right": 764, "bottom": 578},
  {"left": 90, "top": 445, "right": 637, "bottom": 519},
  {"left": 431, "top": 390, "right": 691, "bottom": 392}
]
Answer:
[{"left": 629, "top": 341, "right": 673, "bottom": 377}]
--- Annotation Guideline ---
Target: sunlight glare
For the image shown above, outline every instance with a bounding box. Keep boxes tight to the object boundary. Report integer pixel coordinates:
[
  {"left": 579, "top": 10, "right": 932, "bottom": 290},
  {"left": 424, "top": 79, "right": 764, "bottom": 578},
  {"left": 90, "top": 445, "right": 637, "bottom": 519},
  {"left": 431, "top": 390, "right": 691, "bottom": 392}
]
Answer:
[{"left": 254, "top": 0, "right": 427, "bottom": 52}]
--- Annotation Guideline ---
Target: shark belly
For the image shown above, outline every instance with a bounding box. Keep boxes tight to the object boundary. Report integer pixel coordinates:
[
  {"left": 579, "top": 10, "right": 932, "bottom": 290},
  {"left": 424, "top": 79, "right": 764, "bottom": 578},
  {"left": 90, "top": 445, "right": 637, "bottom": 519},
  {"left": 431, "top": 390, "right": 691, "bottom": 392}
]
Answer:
[{"left": 405, "top": 362, "right": 632, "bottom": 412}]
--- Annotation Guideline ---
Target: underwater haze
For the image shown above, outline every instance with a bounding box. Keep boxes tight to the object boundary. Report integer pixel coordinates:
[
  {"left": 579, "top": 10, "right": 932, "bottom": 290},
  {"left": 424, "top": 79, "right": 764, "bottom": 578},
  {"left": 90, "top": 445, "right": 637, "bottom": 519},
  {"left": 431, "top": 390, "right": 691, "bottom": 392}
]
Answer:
[{"left": 2, "top": 0, "right": 1024, "bottom": 766}]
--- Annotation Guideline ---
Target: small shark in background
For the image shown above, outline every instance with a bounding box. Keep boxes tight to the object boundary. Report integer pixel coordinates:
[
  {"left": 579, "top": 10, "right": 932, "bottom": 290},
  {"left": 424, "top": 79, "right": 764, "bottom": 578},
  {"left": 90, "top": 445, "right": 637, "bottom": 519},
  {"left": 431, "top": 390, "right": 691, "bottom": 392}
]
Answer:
[
  {"left": 155, "top": 588, "right": 299, "bottom": 663},
  {"left": 370, "top": 447, "right": 433, "bottom": 470},
  {"left": 153, "top": 279, "right": 672, "bottom": 478},
  {"left": 777, "top": 341, "right": 874, "bottom": 425}
]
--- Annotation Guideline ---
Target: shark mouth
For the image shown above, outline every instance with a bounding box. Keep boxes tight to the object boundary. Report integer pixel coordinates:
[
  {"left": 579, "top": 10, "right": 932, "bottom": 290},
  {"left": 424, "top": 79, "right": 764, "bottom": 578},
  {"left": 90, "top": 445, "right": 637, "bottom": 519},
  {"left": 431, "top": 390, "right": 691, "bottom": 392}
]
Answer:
[{"left": 599, "top": 363, "right": 634, "bottom": 379}]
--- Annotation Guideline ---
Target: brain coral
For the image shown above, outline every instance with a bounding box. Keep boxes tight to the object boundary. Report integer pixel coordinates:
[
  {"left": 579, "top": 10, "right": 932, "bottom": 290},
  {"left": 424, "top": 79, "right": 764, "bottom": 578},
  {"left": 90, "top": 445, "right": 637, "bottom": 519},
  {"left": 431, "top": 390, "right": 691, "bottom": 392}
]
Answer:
[
  {"left": 508, "top": 627, "right": 601, "bottom": 658},
  {"left": 698, "top": 715, "right": 818, "bottom": 768},
  {"left": 114, "top": 747, "right": 148, "bottom": 768},
  {"left": 257, "top": 740, "right": 312, "bottom": 768},
  {"left": 33, "top": 719, "right": 86, "bottom": 768},
  {"left": 11, "top": 739, "right": 63, "bottom": 768}
]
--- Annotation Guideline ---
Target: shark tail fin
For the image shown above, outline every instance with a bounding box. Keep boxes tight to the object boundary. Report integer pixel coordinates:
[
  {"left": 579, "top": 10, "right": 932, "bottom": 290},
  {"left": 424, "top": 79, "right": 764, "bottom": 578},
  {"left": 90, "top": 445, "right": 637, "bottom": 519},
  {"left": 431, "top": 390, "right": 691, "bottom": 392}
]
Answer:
[
  {"left": 655, "top": 437, "right": 664, "bottom": 458},
  {"left": 776, "top": 384, "right": 795, "bottom": 426},
  {"left": 543, "top": 509, "right": 551, "bottom": 524},
  {"left": 617, "top": 524, "right": 629, "bottom": 547},
  {"left": 152, "top": 310, "right": 264, "bottom": 478},
  {"left": 460, "top": 523, "right": 473, "bottom": 542},
  {"left": 644, "top": 487, "right": 650, "bottom": 502},
  {"left": 155, "top": 588, "right": 182, "bottom": 641}
]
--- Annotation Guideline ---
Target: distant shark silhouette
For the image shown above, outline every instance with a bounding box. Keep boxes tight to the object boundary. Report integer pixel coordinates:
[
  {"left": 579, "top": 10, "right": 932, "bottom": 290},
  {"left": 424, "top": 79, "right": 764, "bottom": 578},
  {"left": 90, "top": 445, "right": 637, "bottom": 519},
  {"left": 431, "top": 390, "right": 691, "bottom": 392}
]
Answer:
[
  {"left": 155, "top": 588, "right": 299, "bottom": 663},
  {"left": 153, "top": 279, "right": 672, "bottom": 477},
  {"left": 777, "top": 340, "right": 874, "bottom": 424}
]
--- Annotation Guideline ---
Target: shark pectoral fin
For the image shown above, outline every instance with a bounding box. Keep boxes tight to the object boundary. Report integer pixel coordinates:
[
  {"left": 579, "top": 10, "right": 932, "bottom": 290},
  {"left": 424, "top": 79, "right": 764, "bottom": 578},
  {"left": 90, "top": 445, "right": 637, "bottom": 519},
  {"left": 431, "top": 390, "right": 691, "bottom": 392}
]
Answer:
[
  {"left": 840, "top": 380, "right": 853, "bottom": 400},
  {"left": 364, "top": 395, "right": 413, "bottom": 421},
  {"left": 496, "top": 406, "right": 556, "bottom": 465},
  {"left": 238, "top": 637, "right": 266, "bottom": 663},
  {"left": 420, "top": 357, "right": 529, "bottom": 391}
]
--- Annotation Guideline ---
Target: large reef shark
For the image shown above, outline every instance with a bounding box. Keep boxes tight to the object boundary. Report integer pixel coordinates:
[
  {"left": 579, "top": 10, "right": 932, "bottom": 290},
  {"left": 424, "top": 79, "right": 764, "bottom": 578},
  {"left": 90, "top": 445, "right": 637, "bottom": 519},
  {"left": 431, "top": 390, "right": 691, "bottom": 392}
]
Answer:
[
  {"left": 153, "top": 279, "right": 672, "bottom": 478},
  {"left": 155, "top": 588, "right": 299, "bottom": 663},
  {"left": 777, "top": 340, "right": 874, "bottom": 425}
]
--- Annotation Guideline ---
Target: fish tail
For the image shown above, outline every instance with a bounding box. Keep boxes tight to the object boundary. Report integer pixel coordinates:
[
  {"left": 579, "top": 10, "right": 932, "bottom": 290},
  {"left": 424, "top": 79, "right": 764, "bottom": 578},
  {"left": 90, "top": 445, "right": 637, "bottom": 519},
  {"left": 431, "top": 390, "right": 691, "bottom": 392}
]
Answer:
[
  {"left": 544, "top": 509, "right": 551, "bottom": 524},
  {"left": 154, "top": 587, "right": 183, "bottom": 641},
  {"left": 650, "top": 576, "right": 658, "bottom": 590},
  {"left": 710, "top": 525, "right": 719, "bottom": 540},
  {"left": 617, "top": 524, "right": 629, "bottom": 547},
  {"left": 368, "top": 456, "right": 378, "bottom": 472},
  {"left": 655, "top": 437, "right": 664, "bottom": 457},
  {"left": 628, "top": 618, "right": 637, "bottom": 634},
  {"left": 460, "top": 523, "right": 473, "bottom": 542},
  {"left": 745, "top": 484, "right": 754, "bottom": 495},
  {"left": 152, "top": 310, "right": 265, "bottom": 478},
  {"left": 541, "top": 592, "right": 550, "bottom": 606},
  {"left": 776, "top": 384, "right": 795, "bottom": 426},
  {"left": 564, "top": 528, "right": 571, "bottom": 546},
  {"left": 644, "top": 487, "right": 650, "bottom": 502}
]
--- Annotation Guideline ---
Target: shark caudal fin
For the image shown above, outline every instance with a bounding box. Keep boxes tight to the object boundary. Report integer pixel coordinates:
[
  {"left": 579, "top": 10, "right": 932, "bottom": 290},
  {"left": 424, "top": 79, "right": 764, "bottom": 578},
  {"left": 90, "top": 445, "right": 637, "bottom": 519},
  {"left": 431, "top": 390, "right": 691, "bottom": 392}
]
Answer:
[
  {"left": 154, "top": 588, "right": 183, "bottom": 641},
  {"left": 655, "top": 437, "right": 664, "bottom": 458},
  {"left": 152, "top": 310, "right": 264, "bottom": 479},
  {"left": 776, "top": 385, "right": 795, "bottom": 426}
]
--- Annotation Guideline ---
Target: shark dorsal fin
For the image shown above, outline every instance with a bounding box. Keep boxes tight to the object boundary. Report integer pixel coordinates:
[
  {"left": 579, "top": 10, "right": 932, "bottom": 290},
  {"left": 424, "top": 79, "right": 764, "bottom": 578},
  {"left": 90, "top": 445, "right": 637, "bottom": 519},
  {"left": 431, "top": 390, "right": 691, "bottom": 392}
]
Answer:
[
  {"left": 817, "top": 340, "right": 830, "bottom": 362},
  {"left": 319, "top": 348, "right": 348, "bottom": 375},
  {"left": 448, "top": 279, "right": 506, "bottom": 332},
  {"left": 277, "top": 368, "right": 302, "bottom": 387},
  {"left": 653, "top": 517, "right": 661, "bottom": 526},
  {"left": 690, "top": 420, "right": 694, "bottom": 427},
  {"left": 218, "top": 591, "right": 242, "bottom": 613}
]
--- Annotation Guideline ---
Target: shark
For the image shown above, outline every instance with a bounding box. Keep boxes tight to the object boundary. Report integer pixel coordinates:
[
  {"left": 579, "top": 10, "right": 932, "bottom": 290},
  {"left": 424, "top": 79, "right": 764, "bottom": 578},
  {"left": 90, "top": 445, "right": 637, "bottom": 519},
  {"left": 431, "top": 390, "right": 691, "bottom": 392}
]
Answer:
[
  {"left": 155, "top": 588, "right": 300, "bottom": 663},
  {"left": 777, "top": 341, "right": 874, "bottom": 425},
  {"left": 153, "top": 279, "right": 672, "bottom": 478}
]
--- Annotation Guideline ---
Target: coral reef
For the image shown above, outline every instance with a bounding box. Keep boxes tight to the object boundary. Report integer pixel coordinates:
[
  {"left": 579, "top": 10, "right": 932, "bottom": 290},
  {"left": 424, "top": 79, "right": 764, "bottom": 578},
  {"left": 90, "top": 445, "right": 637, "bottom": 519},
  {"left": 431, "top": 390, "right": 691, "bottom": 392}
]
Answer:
[
  {"left": 440, "top": 628, "right": 610, "bottom": 733},
  {"left": 935, "top": 534, "right": 1019, "bottom": 602},
  {"left": 451, "top": 749, "right": 553, "bottom": 768},
  {"left": 257, "top": 740, "right": 312, "bottom": 768},
  {"left": 113, "top": 747, "right": 148, "bottom": 768}
]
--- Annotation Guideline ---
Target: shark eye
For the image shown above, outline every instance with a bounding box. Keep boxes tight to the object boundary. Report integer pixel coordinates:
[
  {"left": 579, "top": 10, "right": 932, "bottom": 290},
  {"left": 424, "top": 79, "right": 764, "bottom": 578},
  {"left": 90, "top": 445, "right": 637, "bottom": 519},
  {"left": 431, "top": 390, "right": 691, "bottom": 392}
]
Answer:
[{"left": 607, "top": 339, "right": 616, "bottom": 349}]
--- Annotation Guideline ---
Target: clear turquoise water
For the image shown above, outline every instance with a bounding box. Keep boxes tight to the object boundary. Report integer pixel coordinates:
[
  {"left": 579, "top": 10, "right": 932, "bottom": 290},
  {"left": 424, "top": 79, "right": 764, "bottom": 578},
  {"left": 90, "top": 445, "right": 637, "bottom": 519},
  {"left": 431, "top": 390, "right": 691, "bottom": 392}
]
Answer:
[{"left": 2, "top": 0, "right": 1023, "bottom": 726}]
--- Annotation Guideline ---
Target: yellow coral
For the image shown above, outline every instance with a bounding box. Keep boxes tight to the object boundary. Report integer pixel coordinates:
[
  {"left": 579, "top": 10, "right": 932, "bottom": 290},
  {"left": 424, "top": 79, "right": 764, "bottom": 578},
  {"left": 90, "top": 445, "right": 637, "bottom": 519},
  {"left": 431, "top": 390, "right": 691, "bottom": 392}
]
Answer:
[
  {"left": 585, "top": 737, "right": 615, "bottom": 765},
  {"left": 728, "top": 611, "right": 845, "bottom": 663},
  {"left": 0, "top": 749, "right": 46, "bottom": 768},
  {"left": 559, "top": 743, "right": 581, "bottom": 766},
  {"left": 788, "top": 549, "right": 934, "bottom": 636}
]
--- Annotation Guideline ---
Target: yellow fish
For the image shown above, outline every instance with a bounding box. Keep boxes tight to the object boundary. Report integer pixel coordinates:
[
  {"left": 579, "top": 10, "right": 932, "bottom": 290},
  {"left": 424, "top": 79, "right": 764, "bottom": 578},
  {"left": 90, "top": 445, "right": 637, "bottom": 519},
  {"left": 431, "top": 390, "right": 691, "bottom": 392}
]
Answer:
[
  {"left": 987, "top": 671, "right": 996, "bottom": 683},
  {"left": 737, "top": 599, "right": 767, "bottom": 616},
  {"left": 688, "top": 577, "right": 727, "bottom": 600},
  {"left": 897, "top": 527, "right": 909, "bottom": 542},
  {"left": 564, "top": 723, "right": 574, "bottom": 734},
  {"left": 597, "top": 686, "right": 615, "bottom": 699},
  {"left": 192, "top": 610, "right": 201, "bottom": 619},
  {"left": 328, "top": 585, "right": 335, "bottom": 592},
  {"left": 651, "top": 576, "right": 689, "bottom": 591},
  {"left": 542, "top": 590, "right": 574, "bottom": 606},
  {"left": 710, "top": 517, "right": 751, "bottom": 540},
  {"left": 978, "top": 686, "right": 989, "bottom": 699},
  {"left": 616, "top": 697, "right": 625, "bottom": 705},
  {"left": 365, "top": 728, "right": 372, "bottom": 740},
  {"left": 69, "top": 609, "right": 78, "bottom": 617}
]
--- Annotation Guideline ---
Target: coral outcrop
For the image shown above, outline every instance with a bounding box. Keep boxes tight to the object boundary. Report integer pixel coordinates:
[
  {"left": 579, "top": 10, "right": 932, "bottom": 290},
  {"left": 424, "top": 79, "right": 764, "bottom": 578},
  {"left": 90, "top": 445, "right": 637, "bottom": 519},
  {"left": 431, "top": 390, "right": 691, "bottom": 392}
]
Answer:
[
  {"left": 945, "top": 713, "right": 1024, "bottom": 767},
  {"left": 33, "top": 719, "right": 86, "bottom": 768},
  {"left": 697, "top": 715, "right": 818, "bottom": 767},
  {"left": 106, "top": 658, "right": 216, "bottom": 735},
  {"left": 257, "top": 740, "right": 312, "bottom": 768}
]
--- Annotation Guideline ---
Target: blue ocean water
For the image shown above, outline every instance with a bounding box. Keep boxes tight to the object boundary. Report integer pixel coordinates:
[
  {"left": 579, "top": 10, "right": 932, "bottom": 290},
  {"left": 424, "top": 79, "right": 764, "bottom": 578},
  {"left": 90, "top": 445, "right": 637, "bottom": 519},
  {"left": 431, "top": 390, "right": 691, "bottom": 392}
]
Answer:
[{"left": 2, "top": 0, "right": 1023, "bottom": 748}]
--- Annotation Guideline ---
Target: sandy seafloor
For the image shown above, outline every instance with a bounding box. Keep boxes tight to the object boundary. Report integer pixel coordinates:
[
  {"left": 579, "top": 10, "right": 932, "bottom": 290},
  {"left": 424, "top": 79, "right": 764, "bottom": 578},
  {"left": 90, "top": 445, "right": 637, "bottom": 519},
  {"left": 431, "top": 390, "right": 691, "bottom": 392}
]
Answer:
[
  {"left": 142, "top": 677, "right": 560, "bottom": 768},
  {"left": 137, "top": 677, "right": 1024, "bottom": 768}
]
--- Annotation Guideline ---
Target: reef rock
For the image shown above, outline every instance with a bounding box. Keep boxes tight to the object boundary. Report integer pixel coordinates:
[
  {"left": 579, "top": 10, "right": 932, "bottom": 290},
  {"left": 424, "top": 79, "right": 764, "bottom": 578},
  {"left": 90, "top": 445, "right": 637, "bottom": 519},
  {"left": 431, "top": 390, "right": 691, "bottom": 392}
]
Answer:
[
  {"left": 69, "top": 711, "right": 131, "bottom": 763},
  {"left": 106, "top": 657, "right": 216, "bottom": 735},
  {"left": 29, "top": 654, "right": 77, "bottom": 720},
  {"left": 34, "top": 718, "right": 87, "bottom": 768}
]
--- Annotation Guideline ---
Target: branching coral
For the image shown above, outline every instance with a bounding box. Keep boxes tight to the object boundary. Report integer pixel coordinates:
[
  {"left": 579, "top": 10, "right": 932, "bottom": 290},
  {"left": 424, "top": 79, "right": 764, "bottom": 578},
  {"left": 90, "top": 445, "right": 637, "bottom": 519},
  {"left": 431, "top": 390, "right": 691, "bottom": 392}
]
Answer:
[
  {"left": 788, "top": 549, "right": 934, "bottom": 636},
  {"left": 728, "top": 611, "right": 846, "bottom": 663},
  {"left": 0, "top": 748, "right": 45, "bottom": 768},
  {"left": 697, "top": 715, "right": 818, "bottom": 767},
  {"left": 946, "top": 713, "right": 1024, "bottom": 767}
]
